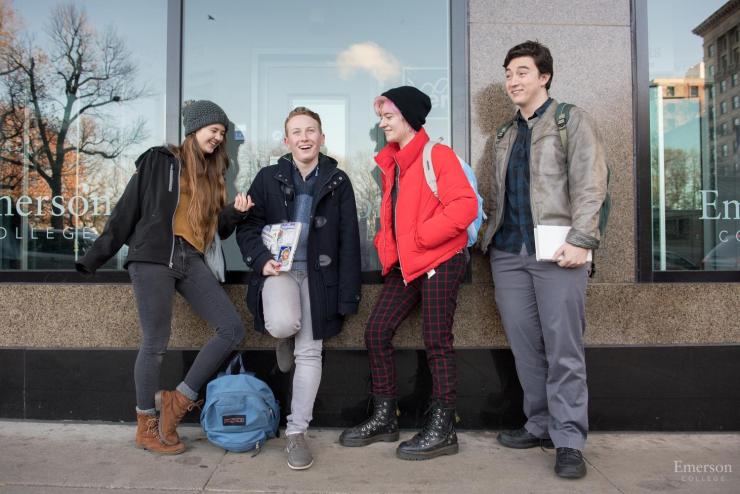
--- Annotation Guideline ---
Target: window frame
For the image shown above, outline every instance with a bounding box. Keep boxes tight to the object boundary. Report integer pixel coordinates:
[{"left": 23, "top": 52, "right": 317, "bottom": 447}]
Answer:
[
  {"left": 0, "top": 0, "right": 469, "bottom": 284},
  {"left": 634, "top": 0, "right": 738, "bottom": 282}
]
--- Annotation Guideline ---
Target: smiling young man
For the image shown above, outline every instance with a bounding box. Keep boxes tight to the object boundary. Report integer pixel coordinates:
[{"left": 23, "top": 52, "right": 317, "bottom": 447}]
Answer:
[
  {"left": 236, "top": 107, "right": 361, "bottom": 470},
  {"left": 479, "top": 41, "right": 608, "bottom": 479}
]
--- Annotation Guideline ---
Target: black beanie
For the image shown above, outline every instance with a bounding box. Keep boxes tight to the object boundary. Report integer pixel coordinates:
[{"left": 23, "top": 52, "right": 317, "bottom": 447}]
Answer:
[
  {"left": 182, "top": 100, "right": 229, "bottom": 135},
  {"left": 381, "top": 86, "right": 432, "bottom": 131}
]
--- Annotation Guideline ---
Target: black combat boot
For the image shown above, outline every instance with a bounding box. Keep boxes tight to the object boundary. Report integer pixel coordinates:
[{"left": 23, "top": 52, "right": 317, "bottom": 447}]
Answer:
[
  {"left": 396, "top": 401, "right": 458, "bottom": 460},
  {"left": 339, "top": 395, "right": 399, "bottom": 447}
]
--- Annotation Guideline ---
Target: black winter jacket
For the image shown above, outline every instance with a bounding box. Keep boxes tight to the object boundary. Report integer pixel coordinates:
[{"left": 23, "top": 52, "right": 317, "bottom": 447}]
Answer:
[
  {"left": 236, "top": 153, "right": 361, "bottom": 340},
  {"left": 76, "top": 146, "right": 249, "bottom": 275}
]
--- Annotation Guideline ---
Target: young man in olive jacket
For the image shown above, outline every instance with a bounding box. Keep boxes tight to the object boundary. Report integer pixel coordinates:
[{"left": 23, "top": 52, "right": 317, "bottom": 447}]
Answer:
[
  {"left": 235, "top": 107, "right": 361, "bottom": 470},
  {"left": 479, "top": 41, "right": 608, "bottom": 479}
]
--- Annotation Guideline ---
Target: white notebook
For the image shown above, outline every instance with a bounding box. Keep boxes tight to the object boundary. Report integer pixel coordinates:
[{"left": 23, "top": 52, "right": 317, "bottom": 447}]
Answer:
[{"left": 534, "top": 225, "right": 592, "bottom": 262}]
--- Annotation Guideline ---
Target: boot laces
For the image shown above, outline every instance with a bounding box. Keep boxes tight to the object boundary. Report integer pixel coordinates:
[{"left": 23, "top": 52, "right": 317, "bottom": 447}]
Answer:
[
  {"left": 176, "top": 398, "right": 204, "bottom": 420},
  {"left": 146, "top": 417, "right": 161, "bottom": 438},
  {"left": 186, "top": 399, "right": 204, "bottom": 412},
  {"left": 420, "top": 403, "right": 445, "bottom": 436},
  {"left": 557, "top": 447, "right": 583, "bottom": 460},
  {"left": 286, "top": 433, "right": 307, "bottom": 451}
]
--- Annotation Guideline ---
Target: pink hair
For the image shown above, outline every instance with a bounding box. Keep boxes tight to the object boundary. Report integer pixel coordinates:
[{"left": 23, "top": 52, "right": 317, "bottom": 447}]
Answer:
[{"left": 373, "top": 96, "right": 402, "bottom": 117}]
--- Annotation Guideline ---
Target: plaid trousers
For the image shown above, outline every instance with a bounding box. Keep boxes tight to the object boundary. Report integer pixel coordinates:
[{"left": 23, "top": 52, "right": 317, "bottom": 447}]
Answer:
[{"left": 365, "top": 252, "right": 467, "bottom": 406}]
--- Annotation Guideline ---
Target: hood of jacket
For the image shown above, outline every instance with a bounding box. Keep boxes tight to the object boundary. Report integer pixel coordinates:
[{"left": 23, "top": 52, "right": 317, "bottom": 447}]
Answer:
[{"left": 276, "top": 152, "right": 338, "bottom": 179}]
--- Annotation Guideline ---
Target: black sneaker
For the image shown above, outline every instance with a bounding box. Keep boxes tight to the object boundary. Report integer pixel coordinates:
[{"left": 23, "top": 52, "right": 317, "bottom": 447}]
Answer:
[
  {"left": 497, "top": 427, "right": 554, "bottom": 449},
  {"left": 554, "top": 447, "right": 587, "bottom": 479}
]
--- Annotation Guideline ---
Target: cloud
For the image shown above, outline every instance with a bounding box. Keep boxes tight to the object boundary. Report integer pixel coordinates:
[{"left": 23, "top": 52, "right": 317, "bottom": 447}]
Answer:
[{"left": 336, "top": 42, "right": 401, "bottom": 84}]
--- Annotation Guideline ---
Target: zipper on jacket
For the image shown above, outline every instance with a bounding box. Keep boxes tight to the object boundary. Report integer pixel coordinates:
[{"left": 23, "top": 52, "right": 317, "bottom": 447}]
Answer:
[
  {"left": 528, "top": 143, "right": 539, "bottom": 228},
  {"left": 378, "top": 166, "right": 389, "bottom": 275},
  {"left": 392, "top": 160, "right": 407, "bottom": 285},
  {"left": 168, "top": 159, "right": 180, "bottom": 268}
]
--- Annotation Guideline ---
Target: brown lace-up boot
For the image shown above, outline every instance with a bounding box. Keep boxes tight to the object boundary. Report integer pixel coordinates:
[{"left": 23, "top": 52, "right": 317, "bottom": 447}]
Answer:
[
  {"left": 135, "top": 412, "right": 185, "bottom": 455},
  {"left": 155, "top": 389, "right": 203, "bottom": 446}
]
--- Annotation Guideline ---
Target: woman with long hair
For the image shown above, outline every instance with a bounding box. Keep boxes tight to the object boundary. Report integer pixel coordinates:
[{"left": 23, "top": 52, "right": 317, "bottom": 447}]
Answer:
[{"left": 77, "top": 100, "right": 253, "bottom": 454}]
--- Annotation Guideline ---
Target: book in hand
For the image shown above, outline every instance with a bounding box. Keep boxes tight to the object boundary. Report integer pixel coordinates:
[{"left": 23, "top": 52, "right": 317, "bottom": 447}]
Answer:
[
  {"left": 534, "top": 225, "right": 592, "bottom": 262},
  {"left": 261, "top": 222, "right": 302, "bottom": 271}
]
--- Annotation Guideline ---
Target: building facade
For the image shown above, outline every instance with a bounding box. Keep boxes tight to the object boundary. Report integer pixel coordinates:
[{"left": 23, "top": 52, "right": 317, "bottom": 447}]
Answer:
[{"left": 0, "top": 0, "right": 738, "bottom": 429}]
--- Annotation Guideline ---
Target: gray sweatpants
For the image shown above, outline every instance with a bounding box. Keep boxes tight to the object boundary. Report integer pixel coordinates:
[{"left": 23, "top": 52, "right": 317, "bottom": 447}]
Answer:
[
  {"left": 262, "top": 270, "right": 323, "bottom": 435},
  {"left": 490, "top": 248, "right": 589, "bottom": 450}
]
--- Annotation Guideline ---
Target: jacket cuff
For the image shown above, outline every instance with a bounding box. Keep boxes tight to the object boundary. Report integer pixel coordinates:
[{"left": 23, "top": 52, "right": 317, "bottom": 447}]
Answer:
[
  {"left": 250, "top": 251, "right": 273, "bottom": 275},
  {"left": 75, "top": 261, "right": 94, "bottom": 276},
  {"left": 338, "top": 301, "right": 359, "bottom": 315},
  {"left": 566, "top": 229, "right": 600, "bottom": 250},
  {"left": 224, "top": 204, "right": 250, "bottom": 224}
]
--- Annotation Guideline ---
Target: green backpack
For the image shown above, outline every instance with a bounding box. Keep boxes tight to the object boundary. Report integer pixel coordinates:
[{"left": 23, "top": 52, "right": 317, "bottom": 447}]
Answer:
[{"left": 496, "top": 102, "right": 612, "bottom": 238}]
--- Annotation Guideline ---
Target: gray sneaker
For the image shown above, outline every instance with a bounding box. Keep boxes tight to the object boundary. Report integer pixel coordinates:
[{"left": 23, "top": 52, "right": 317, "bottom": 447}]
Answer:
[
  {"left": 276, "top": 337, "right": 295, "bottom": 373},
  {"left": 286, "top": 432, "right": 313, "bottom": 470}
]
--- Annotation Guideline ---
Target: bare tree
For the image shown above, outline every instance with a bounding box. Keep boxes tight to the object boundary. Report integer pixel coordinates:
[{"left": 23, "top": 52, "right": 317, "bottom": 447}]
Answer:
[
  {"left": 651, "top": 145, "right": 702, "bottom": 210},
  {"left": 0, "top": 3, "right": 147, "bottom": 229}
]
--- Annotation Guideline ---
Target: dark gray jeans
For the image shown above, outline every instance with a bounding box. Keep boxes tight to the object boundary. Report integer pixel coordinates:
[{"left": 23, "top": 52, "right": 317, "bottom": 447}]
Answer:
[{"left": 128, "top": 237, "right": 245, "bottom": 411}]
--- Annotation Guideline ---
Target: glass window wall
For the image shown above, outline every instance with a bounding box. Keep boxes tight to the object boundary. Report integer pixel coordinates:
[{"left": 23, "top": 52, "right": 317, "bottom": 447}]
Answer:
[
  {"left": 182, "top": 0, "right": 451, "bottom": 272},
  {"left": 1, "top": 0, "right": 453, "bottom": 277},
  {"left": 648, "top": 0, "right": 739, "bottom": 272},
  {"left": 0, "top": 0, "right": 167, "bottom": 271}
]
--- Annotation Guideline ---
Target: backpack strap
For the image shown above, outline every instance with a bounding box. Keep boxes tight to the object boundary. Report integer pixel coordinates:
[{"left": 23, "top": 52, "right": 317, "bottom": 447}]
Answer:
[
  {"left": 226, "top": 353, "right": 247, "bottom": 375},
  {"left": 422, "top": 138, "right": 443, "bottom": 198},
  {"left": 554, "top": 103, "right": 604, "bottom": 276},
  {"left": 555, "top": 102, "right": 573, "bottom": 152},
  {"left": 496, "top": 119, "right": 514, "bottom": 140}
]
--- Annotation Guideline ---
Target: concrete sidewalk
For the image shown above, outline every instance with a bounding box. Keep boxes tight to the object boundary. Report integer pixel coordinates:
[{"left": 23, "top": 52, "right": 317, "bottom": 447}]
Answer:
[{"left": 0, "top": 421, "right": 738, "bottom": 494}]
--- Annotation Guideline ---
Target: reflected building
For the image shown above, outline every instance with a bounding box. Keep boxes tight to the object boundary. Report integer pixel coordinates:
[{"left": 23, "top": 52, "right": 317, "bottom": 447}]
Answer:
[
  {"left": 694, "top": 0, "right": 740, "bottom": 179},
  {"left": 649, "top": 0, "right": 740, "bottom": 271},
  {"left": 693, "top": 0, "right": 740, "bottom": 269}
]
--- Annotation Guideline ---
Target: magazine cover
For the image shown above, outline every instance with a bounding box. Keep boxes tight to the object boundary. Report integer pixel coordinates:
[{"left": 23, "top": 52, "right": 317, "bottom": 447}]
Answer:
[{"left": 261, "top": 222, "right": 302, "bottom": 271}]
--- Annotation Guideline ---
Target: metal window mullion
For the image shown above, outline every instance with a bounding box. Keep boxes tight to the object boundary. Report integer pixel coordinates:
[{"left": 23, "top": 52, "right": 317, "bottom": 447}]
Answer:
[
  {"left": 450, "top": 0, "right": 470, "bottom": 162},
  {"left": 165, "top": 0, "right": 183, "bottom": 145}
]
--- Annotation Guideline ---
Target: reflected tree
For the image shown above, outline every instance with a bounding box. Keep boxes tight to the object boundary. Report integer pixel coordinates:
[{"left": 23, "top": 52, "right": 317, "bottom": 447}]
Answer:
[
  {"left": 650, "top": 144, "right": 702, "bottom": 210},
  {"left": 0, "top": 3, "right": 147, "bottom": 229}
]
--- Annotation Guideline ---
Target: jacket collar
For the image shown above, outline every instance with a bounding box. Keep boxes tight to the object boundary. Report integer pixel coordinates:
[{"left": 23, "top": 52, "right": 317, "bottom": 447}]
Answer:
[
  {"left": 274, "top": 152, "right": 338, "bottom": 185},
  {"left": 529, "top": 98, "right": 560, "bottom": 143},
  {"left": 154, "top": 145, "right": 174, "bottom": 155},
  {"left": 374, "top": 127, "right": 430, "bottom": 173},
  {"left": 516, "top": 97, "right": 553, "bottom": 124}
]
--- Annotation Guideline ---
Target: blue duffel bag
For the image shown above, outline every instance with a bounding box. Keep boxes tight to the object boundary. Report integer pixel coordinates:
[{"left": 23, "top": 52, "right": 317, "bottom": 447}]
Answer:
[{"left": 200, "top": 354, "right": 280, "bottom": 453}]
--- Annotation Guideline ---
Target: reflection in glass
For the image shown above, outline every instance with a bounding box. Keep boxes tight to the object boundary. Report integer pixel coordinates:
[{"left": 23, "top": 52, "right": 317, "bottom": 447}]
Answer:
[
  {"left": 0, "top": 1, "right": 166, "bottom": 271},
  {"left": 649, "top": 0, "right": 740, "bottom": 271},
  {"left": 182, "top": 0, "right": 451, "bottom": 272}
]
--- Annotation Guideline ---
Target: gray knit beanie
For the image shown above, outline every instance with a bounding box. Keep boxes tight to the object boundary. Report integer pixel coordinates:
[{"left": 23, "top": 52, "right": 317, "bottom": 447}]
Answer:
[{"left": 182, "top": 100, "right": 229, "bottom": 135}]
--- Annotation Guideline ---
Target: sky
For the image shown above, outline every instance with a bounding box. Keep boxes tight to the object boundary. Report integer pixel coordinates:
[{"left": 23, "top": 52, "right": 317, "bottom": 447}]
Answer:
[{"left": 648, "top": 0, "right": 728, "bottom": 79}]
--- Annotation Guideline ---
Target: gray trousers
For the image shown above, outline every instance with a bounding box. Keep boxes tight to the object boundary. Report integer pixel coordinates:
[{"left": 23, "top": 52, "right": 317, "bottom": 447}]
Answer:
[
  {"left": 490, "top": 248, "right": 589, "bottom": 449},
  {"left": 262, "top": 270, "right": 323, "bottom": 435},
  {"left": 129, "top": 237, "right": 246, "bottom": 411}
]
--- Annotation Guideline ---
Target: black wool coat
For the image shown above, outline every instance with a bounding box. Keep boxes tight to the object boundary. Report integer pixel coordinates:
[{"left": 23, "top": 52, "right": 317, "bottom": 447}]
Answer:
[{"left": 235, "top": 153, "right": 361, "bottom": 340}]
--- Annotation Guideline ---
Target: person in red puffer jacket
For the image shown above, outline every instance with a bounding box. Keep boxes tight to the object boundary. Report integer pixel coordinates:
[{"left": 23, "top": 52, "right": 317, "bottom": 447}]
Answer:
[{"left": 339, "top": 86, "right": 477, "bottom": 460}]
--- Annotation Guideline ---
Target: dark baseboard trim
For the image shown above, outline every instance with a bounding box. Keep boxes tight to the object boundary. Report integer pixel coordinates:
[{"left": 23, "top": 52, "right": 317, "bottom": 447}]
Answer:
[{"left": 1, "top": 346, "right": 738, "bottom": 430}]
